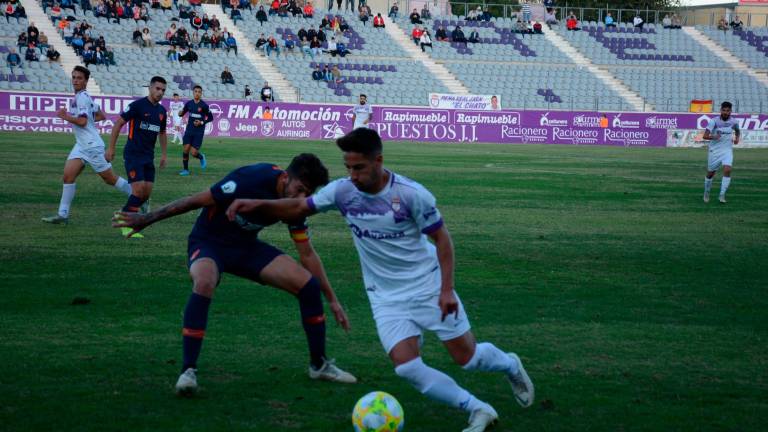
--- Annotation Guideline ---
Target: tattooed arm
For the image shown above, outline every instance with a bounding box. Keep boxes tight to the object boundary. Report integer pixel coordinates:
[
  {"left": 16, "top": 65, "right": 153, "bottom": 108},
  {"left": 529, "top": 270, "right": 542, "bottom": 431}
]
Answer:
[{"left": 112, "top": 190, "right": 215, "bottom": 237}]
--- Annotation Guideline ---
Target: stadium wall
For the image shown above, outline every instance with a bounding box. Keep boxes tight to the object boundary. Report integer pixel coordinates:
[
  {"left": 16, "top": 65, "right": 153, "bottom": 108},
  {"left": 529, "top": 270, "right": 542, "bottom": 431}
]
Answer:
[{"left": 2, "top": 91, "right": 767, "bottom": 147}]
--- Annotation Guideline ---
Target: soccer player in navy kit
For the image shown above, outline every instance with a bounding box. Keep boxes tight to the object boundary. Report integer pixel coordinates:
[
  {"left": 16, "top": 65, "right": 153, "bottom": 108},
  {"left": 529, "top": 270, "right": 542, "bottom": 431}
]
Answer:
[
  {"left": 178, "top": 85, "right": 211, "bottom": 176},
  {"left": 112, "top": 154, "right": 357, "bottom": 395},
  {"left": 106, "top": 76, "right": 168, "bottom": 236}
]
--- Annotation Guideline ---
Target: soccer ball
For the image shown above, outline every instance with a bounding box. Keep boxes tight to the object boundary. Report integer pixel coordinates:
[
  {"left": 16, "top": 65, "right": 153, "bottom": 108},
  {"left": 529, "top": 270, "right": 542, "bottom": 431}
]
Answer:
[{"left": 352, "top": 391, "right": 404, "bottom": 432}]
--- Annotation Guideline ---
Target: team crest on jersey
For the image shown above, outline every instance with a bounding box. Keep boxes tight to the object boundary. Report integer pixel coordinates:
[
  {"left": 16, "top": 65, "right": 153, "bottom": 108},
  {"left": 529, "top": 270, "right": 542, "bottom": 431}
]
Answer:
[
  {"left": 391, "top": 197, "right": 401, "bottom": 212},
  {"left": 197, "top": 108, "right": 202, "bottom": 112},
  {"left": 129, "top": 170, "right": 136, "bottom": 179},
  {"left": 159, "top": 114, "right": 164, "bottom": 121},
  {"left": 221, "top": 180, "right": 237, "bottom": 194}
]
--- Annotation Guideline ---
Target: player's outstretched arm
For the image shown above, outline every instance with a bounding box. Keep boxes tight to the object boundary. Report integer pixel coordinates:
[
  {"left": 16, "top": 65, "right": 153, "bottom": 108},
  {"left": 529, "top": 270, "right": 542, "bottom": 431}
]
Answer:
[
  {"left": 94, "top": 110, "right": 106, "bottom": 122},
  {"left": 106, "top": 117, "right": 127, "bottom": 162},
  {"left": 226, "top": 197, "right": 312, "bottom": 222},
  {"left": 112, "top": 190, "right": 215, "bottom": 237},
  {"left": 294, "top": 239, "right": 350, "bottom": 332},
  {"left": 428, "top": 225, "right": 459, "bottom": 321},
  {"left": 56, "top": 107, "right": 88, "bottom": 127}
]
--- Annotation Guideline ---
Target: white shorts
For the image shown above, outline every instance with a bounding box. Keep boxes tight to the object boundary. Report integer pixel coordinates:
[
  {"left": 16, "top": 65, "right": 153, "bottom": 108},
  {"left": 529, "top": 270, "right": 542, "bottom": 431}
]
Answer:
[
  {"left": 707, "top": 148, "right": 733, "bottom": 171},
  {"left": 373, "top": 292, "right": 471, "bottom": 354},
  {"left": 172, "top": 115, "right": 182, "bottom": 127},
  {"left": 67, "top": 143, "right": 111, "bottom": 173}
]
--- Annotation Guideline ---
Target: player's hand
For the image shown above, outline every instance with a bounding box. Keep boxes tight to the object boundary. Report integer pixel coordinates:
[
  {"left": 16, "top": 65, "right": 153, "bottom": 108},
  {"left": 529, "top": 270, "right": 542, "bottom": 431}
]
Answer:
[
  {"left": 226, "top": 199, "right": 261, "bottom": 221},
  {"left": 111, "top": 211, "right": 147, "bottom": 238},
  {"left": 329, "top": 301, "right": 351, "bottom": 333},
  {"left": 55, "top": 107, "right": 68, "bottom": 119},
  {"left": 734, "top": 136, "right": 740, "bottom": 145},
  {"left": 438, "top": 289, "right": 459, "bottom": 322},
  {"left": 194, "top": 120, "right": 202, "bottom": 127},
  {"left": 159, "top": 155, "right": 167, "bottom": 169},
  {"left": 105, "top": 148, "right": 114, "bottom": 162}
]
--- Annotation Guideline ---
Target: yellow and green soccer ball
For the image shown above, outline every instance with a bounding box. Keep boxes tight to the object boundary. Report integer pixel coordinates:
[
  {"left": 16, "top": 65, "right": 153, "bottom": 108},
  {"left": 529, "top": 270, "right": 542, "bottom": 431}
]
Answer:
[{"left": 352, "top": 391, "right": 404, "bottom": 432}]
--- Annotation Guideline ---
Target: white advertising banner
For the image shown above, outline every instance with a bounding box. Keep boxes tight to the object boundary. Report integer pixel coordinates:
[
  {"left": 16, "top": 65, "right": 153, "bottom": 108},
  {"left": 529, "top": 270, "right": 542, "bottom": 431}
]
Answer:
[
  {"left": 428, "top": 93, "right": 502, "bottom": 111},
  {"left": 667, "top": 129, "right": 768, "bottom": 148}
]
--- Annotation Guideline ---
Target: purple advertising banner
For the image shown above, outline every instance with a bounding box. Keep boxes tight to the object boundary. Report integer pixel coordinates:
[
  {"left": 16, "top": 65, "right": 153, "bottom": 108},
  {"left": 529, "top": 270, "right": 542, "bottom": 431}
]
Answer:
[{"left": 1, "top": 91, "right": 767, "bottom": 146}]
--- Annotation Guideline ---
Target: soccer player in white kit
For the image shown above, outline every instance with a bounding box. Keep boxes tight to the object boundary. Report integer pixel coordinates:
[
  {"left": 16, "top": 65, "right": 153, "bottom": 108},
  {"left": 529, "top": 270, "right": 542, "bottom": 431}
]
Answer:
[
  {"left": 42, "top": 66, "right": 133, "bottom": 224},
  {"left": 226, "top": 129, "right": 534, "bottom": 432},
  {"left": 169, "top": 93, "right": 185, "bottom": 145},
  {"left": 351, "top": 94, "right": 372, "bottom": 130},
  {"left": 703, "top": 101, "right": 740, "bottom": 203}
]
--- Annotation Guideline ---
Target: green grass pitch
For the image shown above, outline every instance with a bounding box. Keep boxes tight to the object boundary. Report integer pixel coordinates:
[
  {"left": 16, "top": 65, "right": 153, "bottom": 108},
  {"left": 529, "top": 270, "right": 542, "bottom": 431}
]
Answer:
[{"left": 1, "top": 131, "right": 767, "bottom": 431}]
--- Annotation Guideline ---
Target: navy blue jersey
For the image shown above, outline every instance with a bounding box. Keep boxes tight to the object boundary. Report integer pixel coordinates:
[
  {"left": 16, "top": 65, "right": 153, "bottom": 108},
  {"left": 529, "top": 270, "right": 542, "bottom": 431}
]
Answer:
[
  {"left": 181, "top": 99, "right": 211, "bottom": 135},
  {"left": 121, "top": 97, "right": 167, "bottom": 159},
  {"left": 190, "top": 163, "right": 308, "bottom": 245}
]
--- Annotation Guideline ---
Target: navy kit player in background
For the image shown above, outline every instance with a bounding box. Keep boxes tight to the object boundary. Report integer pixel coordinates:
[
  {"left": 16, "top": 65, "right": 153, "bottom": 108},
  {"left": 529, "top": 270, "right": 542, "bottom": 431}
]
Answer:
[
  {"left": 178, "top": 85, "right": 211, "bottom": 176},
  {"left": 112, "top": 154, "right": 357, "bottom": 395},
  {"left": 42, "top": 66, "right": 134, "bottom": 224},
  {"left": 702, "top": 101, "right": 740, "bottom": 203},
  {"left": 106, "top": 76, "right": 168, "bottom": 237}
]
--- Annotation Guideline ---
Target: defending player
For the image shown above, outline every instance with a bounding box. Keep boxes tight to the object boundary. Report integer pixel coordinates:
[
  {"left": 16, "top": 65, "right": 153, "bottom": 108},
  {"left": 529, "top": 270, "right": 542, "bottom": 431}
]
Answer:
[
  {"left": 178, "top": 85, "right": 210, "bottom": 176},
  {"left": 42, "top": 66, "right": 134, "bottom": 224},
  {"left": 225, "top": 129, "right": 534, "bottom": 432},
  {"left": 112, "top": 154, "right": 357, "bottom": 395},
  {"left": 169, "top": 93, "right": 185, "bottom": 145},
  {"left": 106, "top": 76, "right": 168, "bottom": 237},
  {"left": 703, "top": 101, "right": 740, "bottom": 203}
]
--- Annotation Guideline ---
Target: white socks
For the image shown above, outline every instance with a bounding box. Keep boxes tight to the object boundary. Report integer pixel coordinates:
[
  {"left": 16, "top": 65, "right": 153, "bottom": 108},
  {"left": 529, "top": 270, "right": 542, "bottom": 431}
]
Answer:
[
  {"left": 462, "top": 342, "right": 519, "bottom": 375},
  {"left": 720, "top": 176, "right": 731, "bottom": 197},
  {"left": 395, "top": 357, "right": 484, "bottom": 413},
  {"left": 114, "top": 176, "right": 133, "bottom": 196},
  {"left": 58, "top": 183, "right": 76, "bottom": 218},
  {"left": 704, "top": 177, "right": 713, "bottom": 195}
]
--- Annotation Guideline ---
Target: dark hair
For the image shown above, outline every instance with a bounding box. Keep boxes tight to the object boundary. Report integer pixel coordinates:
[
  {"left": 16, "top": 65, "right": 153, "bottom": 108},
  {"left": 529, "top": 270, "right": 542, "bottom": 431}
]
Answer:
[
  {"left": 359, "top": 93, "right": 367, "bottom": 98},
  {"left": 173, "top": 93, "right": 179, "bottom": 96},
  {"left": 193, "top": 85, "right": 202, "bottom": 91},
  {"left": 721, "top": 101, "right": 732, "bottom": 109},
  {"left": 73, "top": 65, "right": 90, "bottom": 80},
  {"left": 150, "top": 76, "right": 167, "bottom": 85},
  {"left": 337, "top": 128, "right": 382, "bottom": 158},
  {"left": 286, "top": 153, "right": 329, "bottom": 192}
]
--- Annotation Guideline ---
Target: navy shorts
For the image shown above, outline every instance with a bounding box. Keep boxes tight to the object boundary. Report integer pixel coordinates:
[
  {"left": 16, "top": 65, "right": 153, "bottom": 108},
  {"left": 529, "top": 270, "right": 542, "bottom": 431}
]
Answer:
[
  {"left": 184, "top": 132, "right": 204, "bottom": 149},
  {"left": 187, "top": 236, "right": 284, "bottom": 283},
  {"left": 124, "top": 158, "right": 155, "bottom": 183}
]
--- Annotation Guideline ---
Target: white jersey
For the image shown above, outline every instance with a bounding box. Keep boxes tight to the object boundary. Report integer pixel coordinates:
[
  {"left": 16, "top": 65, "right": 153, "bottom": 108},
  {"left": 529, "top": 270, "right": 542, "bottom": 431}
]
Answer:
[
  {"left": 308, "top": 171, "right": 444, "bottom": 305},
  {"left": 352, "top": 103, "right": 373, "bottom": 129},
  {"left": 169, "top": 101, "right": 185, "bottom": 119},
  {"left": 706, "top": 116, "right": 739, "bottom": 151},
  {"left": 69, "top": 90, "right": 103, "bottom": 149}
]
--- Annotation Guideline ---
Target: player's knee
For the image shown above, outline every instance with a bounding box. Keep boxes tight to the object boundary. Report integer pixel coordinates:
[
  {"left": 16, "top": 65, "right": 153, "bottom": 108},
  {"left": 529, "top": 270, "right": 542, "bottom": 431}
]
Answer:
[{"left": 193, "top": 278, "right": 216, "bottom": 297}]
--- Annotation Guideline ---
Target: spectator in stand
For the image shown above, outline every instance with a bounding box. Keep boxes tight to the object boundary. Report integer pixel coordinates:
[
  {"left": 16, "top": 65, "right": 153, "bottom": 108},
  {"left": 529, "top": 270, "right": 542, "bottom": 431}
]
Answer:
[
  {"left": 410, "top": 8, "right": 422, "bottom": 25},
  {"left": 662, "top": 14, "right": 672, "bottom": 29},
  {"left": 359, "top": 6, "right": 369, "bottom": 25},
  {"left": 268, "top": 0, "right": 278, "bottom": 14},
  {"left": 373, "top": 13, "right": 385, "bottom": 28},
  {"left": 419, "top": 29, "right": 432, "bottom": 52},
  {"left": 50, "top": 3, "right": 63, "bottom": 23},
  {"left": 411, "top": 25, "right": 423, "bottom": 45},
  {"left": 326, "top": 37, "right": 337, "bottom": 55},
  {"left": 47, "top": 45, "right": 61, "bottom": 61},
  {"left": 221, "top": 66, "right": 235, "bottom": 84},
  {"left": 320, "top": 16, "right": 330, "bottom": 29},
  {"left": 604, "top": 12, "right": 616, "bottom": 28},
  {"left": 521, "top": 0, "right": 531, "bottom": 23},
  {"left": 151, "top": 0, "right": 160, "bottom": 9},
  {"left": 421, "top": 4, "right": 431, "bottom": 20},
  {"left": 671, "top": 14, "right": 682, "bottom": 29},
  {"left": 730, "top": 16, "right": 743, "bottom": 30},
  {"left": 516, "top": 19, "right": 530, "bottom": 35},
  {"left": 256, "top": 5, "right": 268, "bottom": 24},
  {"left": 179, "top": 47, "right": 198, "bottom": 62},
  {"left": 226, "top": 33, "right": 237, "bottom": 55},
  {"left": 142, "top": 27, "right": 154, "bottom": 47},
  {"left": 532, "top": 21, "right": 542, "bottom": 34},
  {"left": 481, "top": 6, "right": 492, "bottom": 21},
  {"left": 17, "top": 32, "right": 27, "bottom": 49},
  {"left": 265, "top": 35, "right": 280, "bottom": 57},
  {"left": 210, "top": 14, "right": 221, "bottom": 31},
  {"left": 544, "top": 8, "right": 557, "bottom": 27},
  {"left": 167, "top": 45, "right": 179, "bottom": 61},
  {"left": 260, "top": 82, "right": 274, "bottom": 102},
  {"left": 335, "top": 39, "right": 350, "bottom": 57},
  {"left": 255, "top": 33, "right": 268, "bottom": 49},
  {"left": 200, "top": 30, "right": 212, "bottom": 47},
  {"left": 467, "top": 6, "right": 479, "bottom": 21},
  {"left": 452, "top": 26, "right": 466, "bottom": 43},
  {"left": 284, "top": 34, "right": 296, "bottom": 54},
  {"left": 309, "top": 35, "right": 322, "bottom": 57},
  {"left": 25, "top": 45, "right": 40, "bottom": 62},
  {"left": 7, "top": 48, "right": 22, "bottom": 73},
  {"left": 160, "top": 0, "right": 172, "bottom": 10},
  {"left": 298, "top": 27, "right": 308, "bottom": 41},
  {"left": 388, "top": 2, "right": 398, "bottom": 19},
  {"left": 230, "top": 5, "right": 242, "bottom": 23},
  {"left": 331, "top": 64, "right": 342, "bottom": 83},
  {"left": 38, "top": 32, "right": 49, "bottom": 53},
  {"left": 190, "top": 30, "right": 200, "bottom": 48},
  {"left": 468, "top": 28, "right": 479, "bottom": 43},
  {"left": 133, "top": 26, "right": 143, "bottom": 45},
  {"left": 15, "top": 3, "right": 27, "bottom": 18},
  {"left": 60, "top": 0, "right": 75, "bottom": 15},
  {"left": 27, "top": 22, "right": 39, "bottom": 45},
  {"left": 302, "top": 1, "right": 313, "bottom": 17},
  {"left": 435, "top": 25, "right": 447, "bottom": 41},
  {"left": 716, "top": 16, "right": 728, "bottom": 30},
  {"left": 244, "top": 84, "right": 253, "bottom": 100},
  {"left": 299, "top": 36, "right": 312, "bottom": 58},
  {"left": 633, "top": 13, "right": 644, "bottom": 29},
  {"left": 105, "top": 47, "right": 115, "bottom": 65},
  {"left": 334, "top": 0, "right": 341, "bottom": 11},
  {"left": 345, "top": 0, "right": 354, "bottom": 13},
  {"left": 191, "top": 13, "right": 203, "bottom": 31},
  {"left": 288, "top": 0, "right": 301, "bottom": 16},
  {"left": 566, "top": 12, "right": 580, "bottom": 31},
  {"left": 312, "top": 65, "right": 323, "bottom": 80}
]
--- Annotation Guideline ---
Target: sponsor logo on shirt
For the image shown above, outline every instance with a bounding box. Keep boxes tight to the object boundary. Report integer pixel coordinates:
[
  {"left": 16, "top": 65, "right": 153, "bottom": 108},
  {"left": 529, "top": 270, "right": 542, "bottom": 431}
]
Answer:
[{"left": 139, "top": 121, "right": 161, "bottom": 132}]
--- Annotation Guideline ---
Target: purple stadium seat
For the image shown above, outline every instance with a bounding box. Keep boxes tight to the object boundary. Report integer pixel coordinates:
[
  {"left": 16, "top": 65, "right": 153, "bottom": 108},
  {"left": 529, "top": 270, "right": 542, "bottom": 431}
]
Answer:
[
  {"left": 0, "top": 46, "right": 8, "bottom": 53},
  {"left": 0, "top": 74, "right": 7, "bottom": 81},
  {"left": 8, "top": 74, "right": 16, "bottom": 82},
  {"left": 17, "top": 74, "right": 28, "bottom": 83},
  {"left": 371, "top": 64, "right": 379, "bottom": 72},
  {"left": 375, "top": 77, "right": 383, "bottom": 84},
  {"left": 388, "top": 65, "right": 396, "bottom": 72},
  {"left": 362, "top": 64, "right": 370, "bottom": 71}
]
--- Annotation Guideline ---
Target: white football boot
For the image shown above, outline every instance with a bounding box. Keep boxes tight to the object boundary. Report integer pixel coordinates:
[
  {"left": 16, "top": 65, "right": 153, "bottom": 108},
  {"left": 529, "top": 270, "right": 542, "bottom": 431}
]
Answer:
[
  {"left": 507, "top": 353, "right": 535, "bottom": 408},
  {"left": 175, "top": 368, "right": 198, "bottom": 396},
  {"left": 462, "top": 403, "right": 498, "bottom": 432},
  {"left": 308, "top": 358, "right": 357, "bottom": 383}
]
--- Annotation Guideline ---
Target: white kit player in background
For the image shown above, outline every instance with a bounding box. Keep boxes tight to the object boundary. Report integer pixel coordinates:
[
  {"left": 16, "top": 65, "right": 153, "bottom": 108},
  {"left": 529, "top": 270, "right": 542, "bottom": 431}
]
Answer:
[
  {"left": 42, "top": 66, "right": 133, "bottom": 224},
  {"left": 169, "top": 93, "right": 185, "bottom": 145},
  {"left": 225, "top": 129, "right": 535, "bottom": 432},
  {"left": 352, "top": 94, "right": 373, "bottom": 130},
  {"left": 703, "top": 101, "right": 740, "bottom": 204}
]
